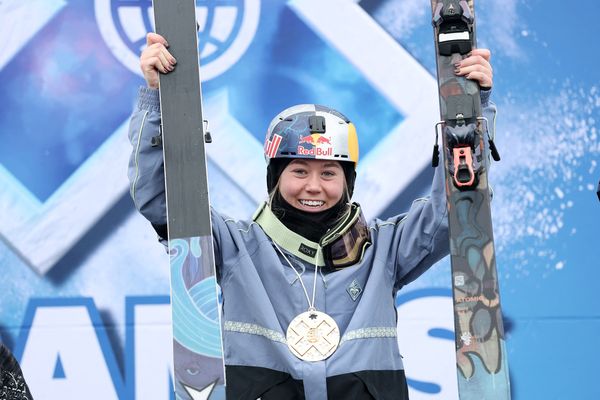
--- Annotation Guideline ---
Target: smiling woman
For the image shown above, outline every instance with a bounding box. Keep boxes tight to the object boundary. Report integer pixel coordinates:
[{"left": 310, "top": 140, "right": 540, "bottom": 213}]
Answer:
[
  {"left": 261, "top": 105, "right": 360, "bottom": 247},
  {"left": 278, "top": 159, "right": 346, "bottom": 213},
  {"left": 128, "top": 94, "right": 496, "bottom": 398},
  {"left": 129, "top": 33, "right": 496, "bottom": 399}
]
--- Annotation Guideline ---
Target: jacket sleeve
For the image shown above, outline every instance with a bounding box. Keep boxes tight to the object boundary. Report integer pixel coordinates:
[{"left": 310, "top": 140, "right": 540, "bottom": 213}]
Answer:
[
  {"left": 390, "top": 160, "right": 449, "bottom": 290},
  {"left": 127, "top": 87, "right": 166, "bottom": 226},
  {"left": 127, "top": 87, "right": 225, "bottom": 272},
  {"left": 480, "top": 88, "right": 497, "bottom": 167},
  {"left": 391, "top": 88, "right": 497, "bottom": 290}
]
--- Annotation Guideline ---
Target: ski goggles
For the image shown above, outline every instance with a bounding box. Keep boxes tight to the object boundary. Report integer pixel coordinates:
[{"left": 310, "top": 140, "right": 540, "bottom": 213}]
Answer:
[{"left": 320, "top": 203, "right": 371, "bottom": 270}]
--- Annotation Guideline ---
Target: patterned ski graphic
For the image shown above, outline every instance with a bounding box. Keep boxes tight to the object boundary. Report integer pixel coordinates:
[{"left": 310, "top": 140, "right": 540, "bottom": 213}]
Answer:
[{"left": 430, "top": 1, "right": 511, "bottom": 398}]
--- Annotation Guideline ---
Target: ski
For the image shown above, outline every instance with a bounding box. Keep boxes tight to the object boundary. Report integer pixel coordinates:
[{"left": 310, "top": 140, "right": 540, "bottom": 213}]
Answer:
[
  {"left": 430, "top": 1, "right": 511, "bottom": 399},
  {"left": 152, "top": 0, "right": 225, "bottom": 398}
]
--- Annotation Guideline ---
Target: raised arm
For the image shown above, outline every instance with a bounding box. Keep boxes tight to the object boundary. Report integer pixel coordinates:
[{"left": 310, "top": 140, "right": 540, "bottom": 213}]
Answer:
[
  {"left": 392, "top": 48, "right": 497, "bottom": 288},
  {"left": 127, "top": 33, "right": 175, "bottom": 235},
  {"left": 127, "top": 86, "right": 165, "bottom": 227}
]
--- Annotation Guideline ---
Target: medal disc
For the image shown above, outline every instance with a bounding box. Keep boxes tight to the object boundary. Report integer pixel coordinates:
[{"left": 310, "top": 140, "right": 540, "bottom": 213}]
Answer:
[{"left": 286, "top": 310, "right": 340, "bottom": 361}]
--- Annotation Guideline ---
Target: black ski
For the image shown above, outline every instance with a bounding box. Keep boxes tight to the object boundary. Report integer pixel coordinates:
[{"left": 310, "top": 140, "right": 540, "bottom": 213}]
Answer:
[
  {"left": 152, "top": 0, "right": 225, "bottom": 398},
  {"left": 430, "top": 1, "right": 510, "bottom": 398}
]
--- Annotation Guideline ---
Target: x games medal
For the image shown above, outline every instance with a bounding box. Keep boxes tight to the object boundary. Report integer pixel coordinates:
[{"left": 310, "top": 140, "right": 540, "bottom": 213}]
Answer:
[{"left": 287, "top": 310, "right": 340, "bottom": 362}]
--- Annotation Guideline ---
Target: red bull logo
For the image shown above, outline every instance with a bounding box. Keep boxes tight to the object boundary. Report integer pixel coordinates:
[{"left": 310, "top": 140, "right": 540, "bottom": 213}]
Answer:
[
  {"left": 299, "top": 135, "right": 313, "bottom": 145},
  {"left": 316, "top": 136, "right": 331, "bottom": 145},
  {"left": 297, "top": 134, "right": 333, "bottom": 156}
]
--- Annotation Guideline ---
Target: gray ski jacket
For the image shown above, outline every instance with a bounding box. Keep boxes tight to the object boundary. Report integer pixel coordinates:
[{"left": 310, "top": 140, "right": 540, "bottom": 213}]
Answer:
[{"left": 127, "top": 87, "right": 496, "bottom": 400}]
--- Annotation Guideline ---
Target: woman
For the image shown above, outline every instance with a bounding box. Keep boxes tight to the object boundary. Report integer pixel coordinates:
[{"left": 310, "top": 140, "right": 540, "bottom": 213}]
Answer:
[{"left": 129, "top": 33, "right": 495, "bottom": 399}]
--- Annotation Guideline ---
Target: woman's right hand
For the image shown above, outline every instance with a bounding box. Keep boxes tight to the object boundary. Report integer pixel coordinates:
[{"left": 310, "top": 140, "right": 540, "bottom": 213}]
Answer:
[{"left": 140, "top": 32, "right": 177, "bottom": 89}]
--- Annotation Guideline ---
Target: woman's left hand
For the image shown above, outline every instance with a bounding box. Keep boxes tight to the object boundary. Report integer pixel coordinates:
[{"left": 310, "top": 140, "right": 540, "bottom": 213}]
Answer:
[{"left": 455, "top": 48, "right": 493, "bottom": 89}]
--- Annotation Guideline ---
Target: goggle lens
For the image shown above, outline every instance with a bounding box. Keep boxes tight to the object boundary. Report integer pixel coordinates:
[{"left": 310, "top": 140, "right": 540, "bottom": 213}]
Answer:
[{"left": 322, "top": 205, "right": 371, "bottom": 269}]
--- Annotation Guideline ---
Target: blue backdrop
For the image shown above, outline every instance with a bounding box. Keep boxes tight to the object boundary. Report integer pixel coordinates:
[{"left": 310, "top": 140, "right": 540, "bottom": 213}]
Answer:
[{"left": 1, "top": 0, "right": 598, "bottom": 399}]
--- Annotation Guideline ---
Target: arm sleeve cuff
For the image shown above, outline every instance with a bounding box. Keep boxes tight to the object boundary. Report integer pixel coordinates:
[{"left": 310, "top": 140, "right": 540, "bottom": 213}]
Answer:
[
  {"left": 137, "top": 86, "right": 160, "bottom": 112},
  {"left": 480, "top": 87, "right": 492, "bottom": 107}
]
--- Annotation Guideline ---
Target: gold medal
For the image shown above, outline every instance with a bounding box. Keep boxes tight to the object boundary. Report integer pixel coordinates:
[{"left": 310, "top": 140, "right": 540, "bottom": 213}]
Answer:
[
  {"left": 273, "top": 243, "right": 340, "bottom": 361},
  {"left": 287, "top": 310, "right": 340, "bottom": 361}
]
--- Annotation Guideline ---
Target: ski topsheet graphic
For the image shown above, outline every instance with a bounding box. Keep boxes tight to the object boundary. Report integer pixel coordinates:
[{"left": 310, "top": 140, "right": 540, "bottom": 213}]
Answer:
[
  {"left": 430, "top": 1, "right": 511, "bottom": 398},
  {"left": 152, "top": 0, "right": 225, "bottom": 398}
]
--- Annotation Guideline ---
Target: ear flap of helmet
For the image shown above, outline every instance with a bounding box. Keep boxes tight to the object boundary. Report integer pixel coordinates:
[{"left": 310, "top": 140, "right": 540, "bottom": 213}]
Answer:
[
  {"left": 341, "top": 162, "right": 357, "bottom": 199},
  {"left": 266, "top": 158, "right": 292, "bottom": 194}
]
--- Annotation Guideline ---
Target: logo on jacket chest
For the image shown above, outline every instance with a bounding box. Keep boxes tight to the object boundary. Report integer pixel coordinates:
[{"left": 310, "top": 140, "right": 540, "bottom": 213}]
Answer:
[{"left": 347, "top": 279, "right": 363, "bottom": 301}]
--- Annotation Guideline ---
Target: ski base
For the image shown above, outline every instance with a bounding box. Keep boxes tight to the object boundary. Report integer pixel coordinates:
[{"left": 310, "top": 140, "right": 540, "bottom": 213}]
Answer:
[{"left": 170, "top": 236, "right": 225, "bottom": 400}]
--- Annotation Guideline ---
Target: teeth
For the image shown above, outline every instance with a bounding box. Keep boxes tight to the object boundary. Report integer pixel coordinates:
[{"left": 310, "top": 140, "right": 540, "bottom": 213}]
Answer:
[{"left": 300, "top": 200, "right": 325, "bottom": 207}]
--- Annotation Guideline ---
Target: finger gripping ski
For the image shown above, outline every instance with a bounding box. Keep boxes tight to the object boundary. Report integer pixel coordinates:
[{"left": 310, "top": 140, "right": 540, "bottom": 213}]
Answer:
[
  {"left": 152, "top": 0, "right": 225, "bottom": 398},
  {"left": 430, "top": 1, "right": 511, "bottom": 398}
]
